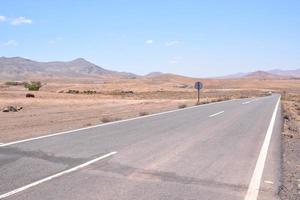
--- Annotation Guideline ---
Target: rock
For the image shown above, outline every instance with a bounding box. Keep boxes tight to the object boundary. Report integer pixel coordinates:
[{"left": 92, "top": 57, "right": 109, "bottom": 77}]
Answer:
[
  {"left": 26, "top": 93, "right": 35, "bottom": 98},
  {"left": 2, "top": 108, "right": 9, "bottom": 112},
  {"left": 175, "top": 84, "right": 189, "bottom": 88},
  {"left": 120, "top": 90, "right": 134, "bottom": 94},
  {"left": 8, "top": 106, "right": 18, "bottom": 112},
  {"left": 16, "top": 106, "right": 23, "bottom": 111},
  {"left": 2, "top": 106, "right": 21, "bottom": 112}
]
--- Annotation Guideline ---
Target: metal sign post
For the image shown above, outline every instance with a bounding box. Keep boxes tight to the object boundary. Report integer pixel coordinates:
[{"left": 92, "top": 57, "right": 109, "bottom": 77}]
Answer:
[{"left": 194, "top": 81, "right": 203, "bottom": 104}]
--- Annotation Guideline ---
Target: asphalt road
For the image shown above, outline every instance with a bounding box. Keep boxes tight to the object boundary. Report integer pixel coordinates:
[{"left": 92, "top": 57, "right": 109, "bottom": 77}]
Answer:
[{"left": 0, "top": 94, "right": 282, "bottom": 200}]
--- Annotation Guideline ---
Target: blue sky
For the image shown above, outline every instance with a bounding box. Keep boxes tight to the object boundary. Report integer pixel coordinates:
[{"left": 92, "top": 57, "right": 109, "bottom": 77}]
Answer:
[{"left": 1, "top": 0, "right": 300, "bottom": 77}]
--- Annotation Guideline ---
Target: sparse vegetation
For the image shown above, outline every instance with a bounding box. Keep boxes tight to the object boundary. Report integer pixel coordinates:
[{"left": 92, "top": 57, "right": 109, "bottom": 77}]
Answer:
[
  {"left": 109, "top": 90, "right": 134, "bottom": 96},
  {"left": 279, "top": 91, "right": 300, "bottom": 200},
  {"left": 65, "top": 90, "right": 96, "bottom": 94},
  {"left": 238, "top": 95, "right": 249, "bottom": 99},
  {"left": 101, "top": 116, "right": 121, "bottom": 123},
  {"left": 281, "top": 92, "right": 300, "bottom": 138},
  {"left": 84, "top": 123, "right": 92, "bottom": 127},
  {"left": 83, "top": 90, "right": 96, "bottom": 94},
  {"left": 24, "top": 81, "right": 42, "bottom": 91},
  {"left": 67, "top": 89, "right": 79, "bottom": 94},
  {"left": 139, "top": 111, "right": 149, "bottom": 116},
  {"left": 178, "top": 104, "right": 187, "bottom": 109},
  {"left": 5, "top": 81, "right": 25, "bottom": 86}
]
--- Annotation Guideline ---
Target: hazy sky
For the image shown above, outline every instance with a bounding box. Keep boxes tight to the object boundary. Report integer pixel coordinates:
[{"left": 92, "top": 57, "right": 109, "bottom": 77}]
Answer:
[{"left": 1, "top": 0, "right": 300, "bottom": 77}]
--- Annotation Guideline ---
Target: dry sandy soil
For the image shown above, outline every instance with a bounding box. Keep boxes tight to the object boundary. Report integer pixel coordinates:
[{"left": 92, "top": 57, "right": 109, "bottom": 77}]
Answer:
[{"left": 280, "top": 92, "right": 300, "bottom": 199}]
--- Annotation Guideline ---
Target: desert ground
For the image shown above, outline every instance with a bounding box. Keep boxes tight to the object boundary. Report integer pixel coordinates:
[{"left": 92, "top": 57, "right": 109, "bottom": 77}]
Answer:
[{"left": 280, "top": 91, "right": 300, "bottom": 199}]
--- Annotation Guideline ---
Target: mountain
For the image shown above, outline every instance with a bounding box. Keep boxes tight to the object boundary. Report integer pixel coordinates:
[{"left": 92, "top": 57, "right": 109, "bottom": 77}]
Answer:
[
  {"left": 145, "top": 72, "right": 164, "bottom": 77},
  {"left": 217, "top": 72, "right": 249, "bottom": 79},
  {"left": 219, "top": 68, "right": 300, "bottom": 79},
  {"left": 267, "top": 68, "right": 300, "bottom": 77},
  {"left": 0, "top": 57, "right": 137, "bottom": 80},
  {"left": 243, "top": 71, "right": 287, "bottom": 79}
]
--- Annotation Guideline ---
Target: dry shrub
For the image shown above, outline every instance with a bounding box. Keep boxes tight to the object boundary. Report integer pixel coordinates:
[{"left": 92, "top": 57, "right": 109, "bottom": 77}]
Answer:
[
  {"left": 239, "top": 95, "right": 248, "bottom": 99},
  {"left": 5, "top": 81, "right": 25, "bottom": 86},
  {"left": 195, "top": 101, "right": 208, "bottom": 105},
  {"left": 178, "top": 104, "right": 187, "bottom": 109},
  {"left": 282, "top": 96, "right": 300, "bottom": 139},
  {"left": 101, "top": 116, "right": 121, "bottom": 123},
  {"left": 67, "top": 90, "right": 80, "bottom": 94},
  {"left": 139, "top": 111, "right": 149, "bottom": 116},
  {"left": 83, "top": 90, "right": 96, "bottom": 94}
]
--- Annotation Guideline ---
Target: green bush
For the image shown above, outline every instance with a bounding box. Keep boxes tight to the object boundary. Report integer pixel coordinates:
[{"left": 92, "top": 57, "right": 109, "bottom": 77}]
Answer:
[{"left": 24, "top": 81, "right": 42, "bottom": 91}]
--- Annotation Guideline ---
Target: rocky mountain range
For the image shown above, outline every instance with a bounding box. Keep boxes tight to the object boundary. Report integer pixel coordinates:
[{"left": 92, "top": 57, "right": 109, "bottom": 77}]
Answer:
[
  {"left": 219, "top": 69, "right": 300, "bottom": 79},
  {"left": 0, "top": 57, "right": 137, "bottom": 80},
  {"left": 0, "top": 56, "right": 299, "bottom": 80}
]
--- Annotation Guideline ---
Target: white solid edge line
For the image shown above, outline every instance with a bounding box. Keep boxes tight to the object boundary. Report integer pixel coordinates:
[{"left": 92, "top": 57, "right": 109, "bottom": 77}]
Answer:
[
  {"left": 0, "top": 98, "right": 243, "bottom": 147},
  {"left": 209, "top": 111, "right": 224, "bottom": 117},
  {"left": 0, "top": 151, "right": 117, "bottom": 199},
  {"left": 242, "top": 101, "right": 251, "bottom": 105},
  {"left": 242, "top": 98, "right": 256, "bottom": 104},
  {"left": 244, "top": 97, "right": 280, "bottom": 200},
  {"left": 242, "top": 96, "right": 271, "bottom": 105}
]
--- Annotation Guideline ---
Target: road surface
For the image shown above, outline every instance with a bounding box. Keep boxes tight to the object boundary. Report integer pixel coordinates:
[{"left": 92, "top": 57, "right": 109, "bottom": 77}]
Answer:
[{"left": 0, "top": 94, "right": 282, "bottom": 200}]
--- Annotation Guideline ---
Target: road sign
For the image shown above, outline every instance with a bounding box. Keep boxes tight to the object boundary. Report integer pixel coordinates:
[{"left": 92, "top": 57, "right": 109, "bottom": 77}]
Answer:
[
  {"left": 194, "top": 82, "right": 203, "bottom": 90},
  {"left": 194, "top": 81, "right": 203, "bottom": 104}
]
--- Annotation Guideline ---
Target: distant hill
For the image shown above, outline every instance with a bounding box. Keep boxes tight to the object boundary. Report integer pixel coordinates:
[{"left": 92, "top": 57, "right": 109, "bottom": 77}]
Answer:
[
  {"left": 219, "top": 69, "right": 300, "bottom": 79},
  {"left": 243, "top": 71, "right": 289, "bottom": 79},
  {"left": 145, "top": 72, "right": 165, "bottom": 77},
  {"left": 1, "top": 56, "right": 299, "bottom": 81},
  {"left": 267, "top": 68, "right": 300, "bottom": 77},
  {"left": 141, "top": 73, "right": 198, "bottom": 86},
  {"left": 0, "top": 57, "right": 137, "bottom": 80},
  {"left": 218, "top": 72, "right": 249, "bottom": 79}
]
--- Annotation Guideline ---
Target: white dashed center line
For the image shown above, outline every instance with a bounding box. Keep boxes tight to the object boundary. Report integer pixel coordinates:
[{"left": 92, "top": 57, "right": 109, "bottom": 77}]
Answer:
[
  {"left": 263, "top": 180, "right": 274, "bottom": 184},
  {"left": 209, "top": 111, "right": 224, "bottom": 117},
  {"left": 0, "top": 151, "right": 117, "bottom": 199}
]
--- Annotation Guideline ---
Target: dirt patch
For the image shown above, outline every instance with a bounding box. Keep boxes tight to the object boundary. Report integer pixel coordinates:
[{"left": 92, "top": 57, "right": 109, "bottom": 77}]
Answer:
[{"left": 279, "top": 92, "right": 300, "bottom": 200}]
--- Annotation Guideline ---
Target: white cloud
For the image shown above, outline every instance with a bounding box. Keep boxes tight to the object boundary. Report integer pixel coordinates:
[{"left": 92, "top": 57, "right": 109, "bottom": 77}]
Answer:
[
  {"left": 165, "top": 40, "right": 180, "bottom": 47},
  {"left": 145, "top": 40, "right": 154, "bottom": 44},
  {"left": 168, "top": 56, "right": 182, "bottom": 64},
  {"left": 169, "top": 60, "right": 178, "bottom": 64},
  {"left": 0, "top": 16, "right": 6, "bottom": 22},
  {"left": 11, "top": 16, "right": 32, "bottom": 25},
  {"left": 0, "top": 16, "right": 32, "bottom": 25},
  {"left": 48, "top": 37, "right": 63, "bottom": 44},
  {"left": 3, "top": 40, "right": 18, "bottom": 47}
]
